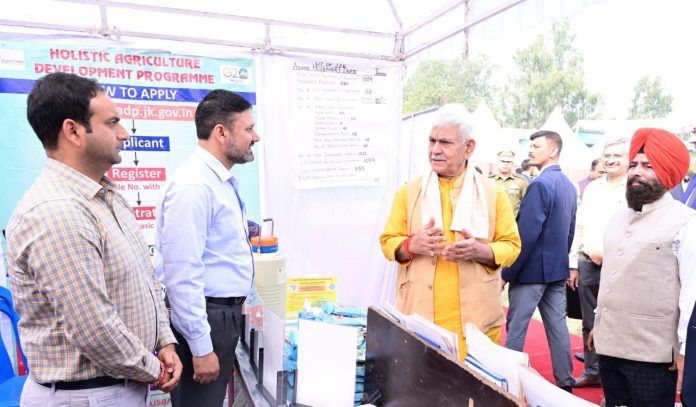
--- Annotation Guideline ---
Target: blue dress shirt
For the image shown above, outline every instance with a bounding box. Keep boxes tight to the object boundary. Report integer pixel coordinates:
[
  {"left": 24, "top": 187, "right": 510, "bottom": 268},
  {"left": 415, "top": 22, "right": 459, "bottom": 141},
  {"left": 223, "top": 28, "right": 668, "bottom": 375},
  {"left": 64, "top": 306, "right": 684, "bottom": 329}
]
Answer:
[{"left": 155, "top": 146, "right": 254, "bottom": 356}]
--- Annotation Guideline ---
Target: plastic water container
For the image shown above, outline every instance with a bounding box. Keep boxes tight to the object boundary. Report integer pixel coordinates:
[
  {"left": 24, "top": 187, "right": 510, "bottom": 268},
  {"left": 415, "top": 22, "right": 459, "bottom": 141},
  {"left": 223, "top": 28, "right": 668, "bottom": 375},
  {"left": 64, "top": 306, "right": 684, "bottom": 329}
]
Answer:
[{"left": 250, "top": 219, "right": 286, "bottom": 318}]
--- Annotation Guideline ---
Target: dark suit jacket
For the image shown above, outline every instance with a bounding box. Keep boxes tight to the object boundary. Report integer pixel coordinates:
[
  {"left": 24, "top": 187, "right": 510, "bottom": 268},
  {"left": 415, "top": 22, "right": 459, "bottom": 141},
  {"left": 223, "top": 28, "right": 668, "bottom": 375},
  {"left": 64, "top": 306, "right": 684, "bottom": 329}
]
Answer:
[
  {"left": 671, "top": 185, "right": 685, "bottom": 201},
  {"left": 683, "top": 177, "right": 696, "bottom": 210},
  {"left": 683, "top": 301, "right": 696, "bottom": 406},
  {"left": 502, "top": 164, "right": 577, "bottom": 284}
]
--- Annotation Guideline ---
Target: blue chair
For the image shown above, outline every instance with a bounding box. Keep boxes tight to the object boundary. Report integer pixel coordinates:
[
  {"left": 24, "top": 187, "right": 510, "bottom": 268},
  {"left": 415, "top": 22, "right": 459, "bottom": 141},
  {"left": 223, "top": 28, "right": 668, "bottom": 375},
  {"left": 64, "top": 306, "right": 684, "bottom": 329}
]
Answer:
[{"left": 0, "top": 286, "right": 28, "bottom": 407}]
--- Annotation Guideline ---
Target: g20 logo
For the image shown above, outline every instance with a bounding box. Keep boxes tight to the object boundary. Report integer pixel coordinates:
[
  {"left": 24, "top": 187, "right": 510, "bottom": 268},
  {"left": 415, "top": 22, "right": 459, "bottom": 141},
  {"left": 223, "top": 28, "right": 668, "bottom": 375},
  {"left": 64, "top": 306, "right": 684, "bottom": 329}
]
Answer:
[{"left": 221, "top": 65, "right": 251, "bottom": 83}]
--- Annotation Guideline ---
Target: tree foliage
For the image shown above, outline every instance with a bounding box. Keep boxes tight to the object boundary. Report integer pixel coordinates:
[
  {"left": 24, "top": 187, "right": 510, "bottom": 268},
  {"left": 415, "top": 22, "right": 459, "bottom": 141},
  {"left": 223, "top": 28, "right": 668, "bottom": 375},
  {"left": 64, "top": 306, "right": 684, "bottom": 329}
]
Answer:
[
  {"left": 498, "top": 21, "right": 601, "bottom": 128},
  {"left": 402, "top": 55, "right": 496, "bottom": 115},
  {"left": 628, "top": 75, "right": 673, "bottom": 119}
]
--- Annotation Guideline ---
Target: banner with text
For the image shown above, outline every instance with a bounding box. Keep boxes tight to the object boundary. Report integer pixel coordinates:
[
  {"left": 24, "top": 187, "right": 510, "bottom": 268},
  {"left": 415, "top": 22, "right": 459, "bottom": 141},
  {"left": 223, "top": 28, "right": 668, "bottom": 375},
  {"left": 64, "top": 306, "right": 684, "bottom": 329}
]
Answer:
[
  {"left": 0, "top": 38, "right": 259, "bottom": 248},
  {"left": 283, "top": 57, "right": 399, "bottom": 188}
]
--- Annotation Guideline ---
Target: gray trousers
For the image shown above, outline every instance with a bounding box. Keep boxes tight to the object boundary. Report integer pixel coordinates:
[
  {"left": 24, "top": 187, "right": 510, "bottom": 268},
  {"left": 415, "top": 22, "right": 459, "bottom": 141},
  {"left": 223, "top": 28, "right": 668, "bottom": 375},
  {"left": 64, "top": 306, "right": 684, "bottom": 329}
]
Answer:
[
  {"left": 170, "top": 301, "right": 243, "bottom": 407},
  {"left": 578, "top": 259, "right": 601, "bottom": 377},
  {"left": 505, "top": 280, "right": 574, "bottom": 387},
  {"left": 20, "top": 377, "right": 147, "bottom": 407}
]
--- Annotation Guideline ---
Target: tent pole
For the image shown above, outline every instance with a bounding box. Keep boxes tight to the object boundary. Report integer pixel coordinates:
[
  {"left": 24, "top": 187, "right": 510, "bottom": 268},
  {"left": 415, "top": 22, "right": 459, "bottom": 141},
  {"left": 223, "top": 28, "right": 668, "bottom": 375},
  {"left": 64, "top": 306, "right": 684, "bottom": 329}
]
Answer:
[
  {"left": 58, "top": 0, "right": 395, "bottom": 38},
  {"left": 403, "top": 0, "right": 528, "bottom": 60},
  {"left": 402, "top": 0, "right": 466, "bottom": 37}
]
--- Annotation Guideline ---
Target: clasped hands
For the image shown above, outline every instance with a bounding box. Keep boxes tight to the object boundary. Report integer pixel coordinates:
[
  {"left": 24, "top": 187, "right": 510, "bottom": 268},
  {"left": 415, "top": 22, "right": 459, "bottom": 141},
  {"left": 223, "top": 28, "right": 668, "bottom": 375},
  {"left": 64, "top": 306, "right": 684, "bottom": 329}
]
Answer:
[
  {"left": 154, "top": 347, "right": 221, "bottom": 390},
  {"left": 153, "top": 343, "right": 182, "bottom": 393},
  {"left": 409, "top": 218, "right": 489, "bottom": 263}
]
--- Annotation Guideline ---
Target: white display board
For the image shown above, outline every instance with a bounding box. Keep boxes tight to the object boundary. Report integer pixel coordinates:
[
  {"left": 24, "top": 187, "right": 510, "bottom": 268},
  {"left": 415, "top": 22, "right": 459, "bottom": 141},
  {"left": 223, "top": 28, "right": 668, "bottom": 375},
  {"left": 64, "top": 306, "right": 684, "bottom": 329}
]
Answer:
[
  {"left": 283, "top": 56, "right": 398, "bottom": 188},
  {"left": 262, "top": 307, "right": 284, "bottom": 398},
  {"left": 256, "top": 53, "right": 402, "bottom": 309},
  {"left": 296, "top": 319, "right": 358, "bottom": 407}
]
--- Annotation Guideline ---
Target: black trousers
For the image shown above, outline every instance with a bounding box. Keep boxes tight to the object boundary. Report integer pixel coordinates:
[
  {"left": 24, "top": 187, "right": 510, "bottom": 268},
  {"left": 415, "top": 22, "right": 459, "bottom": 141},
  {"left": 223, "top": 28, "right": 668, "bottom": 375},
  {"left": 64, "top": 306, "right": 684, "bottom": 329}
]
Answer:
[
  {"left": 599, "top": 354, "right": 677, "bottom": 407},
  {"left": 578, "top": 259, "right": 601, "bottom": 376},
  {"left": 170, "top": 301, "right": 243, "bottom": 407}
]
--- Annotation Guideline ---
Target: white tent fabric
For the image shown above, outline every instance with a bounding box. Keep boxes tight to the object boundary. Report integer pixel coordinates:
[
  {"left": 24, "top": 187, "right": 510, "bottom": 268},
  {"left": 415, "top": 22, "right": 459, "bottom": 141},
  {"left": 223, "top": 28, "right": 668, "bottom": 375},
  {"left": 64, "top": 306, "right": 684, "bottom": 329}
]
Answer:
[
  {"left": 257, "top": 54, "right": 404, "bottom": 308},
  {"left": 470, "top": 100, "right": 522, "bottom": 166},
  {"left": 539, "top": 107, "right": 593, "bottom": 171},
  {"left": 0, "top": 0, "right": 626, "bottom": 311},
  {"left": 470, "top": 100, "right": 502, "bottom": 165},
  {"left": 400, "top": 107, "right": 439, "bottom": 183},
  {"left": 0, "top": 0, "right": 602, "bottom": 64}
]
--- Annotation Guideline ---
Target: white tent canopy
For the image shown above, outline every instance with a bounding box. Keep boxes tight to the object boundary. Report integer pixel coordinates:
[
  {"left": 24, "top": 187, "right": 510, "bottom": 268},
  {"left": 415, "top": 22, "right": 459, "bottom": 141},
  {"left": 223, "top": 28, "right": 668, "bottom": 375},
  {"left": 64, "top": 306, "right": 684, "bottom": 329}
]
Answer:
[
  {"left": 470, "top": 100, "right": 521, "bottom": 165},
  {"left": 0, "top": 0, "right": 601, "bottom": 63},
  {"left": 0, "top": 0, "right": 614, "bottom": 309},
  {"left": 540, "top": 106, "right": 593, "bottom": 171}
]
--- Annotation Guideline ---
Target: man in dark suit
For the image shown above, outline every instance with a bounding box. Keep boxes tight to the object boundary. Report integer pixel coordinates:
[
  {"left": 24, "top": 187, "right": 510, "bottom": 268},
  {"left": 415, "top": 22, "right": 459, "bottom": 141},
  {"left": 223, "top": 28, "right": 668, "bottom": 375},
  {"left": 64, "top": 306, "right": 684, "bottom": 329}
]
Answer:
[
  {"left": 502, "top": 130, "right": 577, "bottom": 392},
  {"left": 672, "top": 183, "right": 685, "bottom": 201}
]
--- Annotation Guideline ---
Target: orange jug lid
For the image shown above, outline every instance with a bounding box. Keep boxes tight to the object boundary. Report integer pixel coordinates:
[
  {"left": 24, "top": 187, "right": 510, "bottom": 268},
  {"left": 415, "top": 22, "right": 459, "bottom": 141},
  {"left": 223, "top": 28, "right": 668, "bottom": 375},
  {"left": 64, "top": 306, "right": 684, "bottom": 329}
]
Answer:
[{"left": 250, "top": 236, "right": 278, "bottom": 246}]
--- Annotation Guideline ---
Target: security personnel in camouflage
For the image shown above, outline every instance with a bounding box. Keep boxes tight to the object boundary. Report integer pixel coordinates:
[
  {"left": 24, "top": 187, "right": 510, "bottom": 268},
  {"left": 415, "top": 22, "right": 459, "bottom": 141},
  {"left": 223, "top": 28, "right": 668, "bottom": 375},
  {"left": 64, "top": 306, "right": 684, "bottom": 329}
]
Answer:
[{"left": 489, "top": 150, "right": 528, "bottom": 217}]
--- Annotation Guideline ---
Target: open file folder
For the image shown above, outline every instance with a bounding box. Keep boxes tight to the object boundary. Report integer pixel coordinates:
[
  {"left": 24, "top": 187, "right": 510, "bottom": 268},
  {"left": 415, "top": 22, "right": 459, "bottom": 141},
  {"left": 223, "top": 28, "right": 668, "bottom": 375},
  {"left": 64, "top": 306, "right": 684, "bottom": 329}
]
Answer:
[
  {"left": 519, "top": 365, "right": 599, "bottom": 407},
  {"left": 465, "top": 323, "right": 529, "bottom": 399},
  {"left": 381, "top": 302, "right": 459, "bottom": 359},
  {"left": 465, "top": 353, "right": 509, "bottom": 391}
]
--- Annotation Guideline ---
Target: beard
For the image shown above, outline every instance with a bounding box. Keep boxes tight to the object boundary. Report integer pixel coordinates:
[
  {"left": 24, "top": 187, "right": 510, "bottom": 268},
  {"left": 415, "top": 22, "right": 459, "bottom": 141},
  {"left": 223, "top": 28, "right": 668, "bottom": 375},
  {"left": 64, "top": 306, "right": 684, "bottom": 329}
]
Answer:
[
  {"left": 225, "top": 143, "right": 255, "bottom": 164},
  {"left": 625, "top": 175, "right": 667, "bottom": 211}
]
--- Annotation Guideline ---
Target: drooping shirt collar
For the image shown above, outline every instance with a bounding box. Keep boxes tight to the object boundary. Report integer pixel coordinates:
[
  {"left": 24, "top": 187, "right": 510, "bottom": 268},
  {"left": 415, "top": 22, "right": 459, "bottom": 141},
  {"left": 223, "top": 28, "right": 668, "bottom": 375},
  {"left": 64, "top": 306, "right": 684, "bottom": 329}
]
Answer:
[{"left": 194, "top": 145, "right": 234, "bottom": 183}]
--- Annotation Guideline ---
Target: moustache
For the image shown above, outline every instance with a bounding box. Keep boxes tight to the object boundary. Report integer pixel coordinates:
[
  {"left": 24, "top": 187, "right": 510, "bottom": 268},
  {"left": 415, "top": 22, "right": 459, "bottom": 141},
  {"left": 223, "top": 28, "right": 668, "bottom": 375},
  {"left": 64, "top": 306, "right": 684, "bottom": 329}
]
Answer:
[
  {"left": 627, "top": 176, "right": 649, "bottom": 188},
  {"left": 431, "top": 155, "right": 445, "bottom": 162}
]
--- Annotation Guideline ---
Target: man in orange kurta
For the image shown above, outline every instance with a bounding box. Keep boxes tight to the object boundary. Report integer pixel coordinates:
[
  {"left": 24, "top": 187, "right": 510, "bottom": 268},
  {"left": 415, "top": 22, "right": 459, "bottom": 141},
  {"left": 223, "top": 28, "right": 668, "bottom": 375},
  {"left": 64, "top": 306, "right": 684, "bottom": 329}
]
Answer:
[{"left": 380, "top": 104, "right": 521, "bottom": 360}]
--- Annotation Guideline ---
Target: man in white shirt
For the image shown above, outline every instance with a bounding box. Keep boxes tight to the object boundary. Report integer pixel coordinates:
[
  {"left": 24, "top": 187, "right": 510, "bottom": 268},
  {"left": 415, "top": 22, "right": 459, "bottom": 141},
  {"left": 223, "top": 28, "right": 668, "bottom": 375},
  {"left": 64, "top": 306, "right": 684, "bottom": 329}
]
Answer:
[
  {"left": 567, "top": 138, "right": 629, "bottom": 388},
  {"left": 156, "top": 90, "right": 259, "bottom": 407}
]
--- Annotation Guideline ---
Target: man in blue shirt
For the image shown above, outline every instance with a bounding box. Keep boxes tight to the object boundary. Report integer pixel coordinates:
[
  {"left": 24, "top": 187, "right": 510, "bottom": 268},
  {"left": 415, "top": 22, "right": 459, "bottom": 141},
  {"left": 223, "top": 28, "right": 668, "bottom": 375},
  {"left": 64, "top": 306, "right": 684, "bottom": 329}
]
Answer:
[{"left": 156, "top": 89, "right": 259, "bottom": 407}]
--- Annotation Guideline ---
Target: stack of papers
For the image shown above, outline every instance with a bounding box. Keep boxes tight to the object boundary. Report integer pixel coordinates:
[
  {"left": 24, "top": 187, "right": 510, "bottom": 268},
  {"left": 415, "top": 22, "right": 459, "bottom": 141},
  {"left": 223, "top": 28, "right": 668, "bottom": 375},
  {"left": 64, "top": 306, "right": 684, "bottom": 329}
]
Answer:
[
  {"left": 519, "top": 366, "right": 599, "bottom": 406},
  {"left": 465, "top": 323, "right": 529, "bottom": 399},
  {"left": 381, "top": 302, "right": 459, "bottom": 359}
]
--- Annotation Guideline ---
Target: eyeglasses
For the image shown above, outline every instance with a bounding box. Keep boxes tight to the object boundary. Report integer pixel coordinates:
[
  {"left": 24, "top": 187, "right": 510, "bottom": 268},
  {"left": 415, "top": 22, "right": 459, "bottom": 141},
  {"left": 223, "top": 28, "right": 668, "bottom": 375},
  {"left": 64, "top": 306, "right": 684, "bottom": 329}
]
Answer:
[{"left": 602, "top": 153, "right": 626, "bottom": 160}]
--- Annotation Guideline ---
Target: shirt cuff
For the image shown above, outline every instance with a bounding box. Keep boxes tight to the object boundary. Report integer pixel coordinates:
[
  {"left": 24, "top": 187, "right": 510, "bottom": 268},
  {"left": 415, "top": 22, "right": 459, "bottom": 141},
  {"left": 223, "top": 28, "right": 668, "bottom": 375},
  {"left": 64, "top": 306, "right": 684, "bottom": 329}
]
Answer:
[
  {"left": 140, "top": 352, "right": 163, "bottom": 382},
  {"left": 187, "top": 334, "right": 214, "bottom": 357},
  {"left": 569, "top": 258, "right": 578, "bottom": 269},
  {"left": 157, "top": 329, "right": 178, "bottom": 351},
  {"left": 393, "top": 238, "right": 412, "bottom": 266},
  {"left": 681, "top": 341, "right": 686, "bottom": 356}
]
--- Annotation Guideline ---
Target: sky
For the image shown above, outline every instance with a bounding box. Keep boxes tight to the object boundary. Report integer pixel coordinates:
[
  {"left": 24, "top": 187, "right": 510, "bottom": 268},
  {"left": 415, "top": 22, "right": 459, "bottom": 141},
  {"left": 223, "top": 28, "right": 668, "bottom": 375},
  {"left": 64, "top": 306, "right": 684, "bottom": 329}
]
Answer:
[
  {"left": 465, "top": 0, "right": 696, "bottom": 124},
  {"left": 575, "top": 0, "right": 695, "bottom": 121}
]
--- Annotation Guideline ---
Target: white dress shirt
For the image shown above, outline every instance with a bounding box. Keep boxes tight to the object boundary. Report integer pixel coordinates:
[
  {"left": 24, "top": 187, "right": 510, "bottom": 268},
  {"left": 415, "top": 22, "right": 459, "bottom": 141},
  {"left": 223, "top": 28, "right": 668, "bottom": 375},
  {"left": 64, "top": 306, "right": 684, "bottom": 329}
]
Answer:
[
  {"left": 676, "top": 215, "right": 696, "bottom": 354},
  {"left": 569, "top": 176, "right": 627, "bottom": 269}
]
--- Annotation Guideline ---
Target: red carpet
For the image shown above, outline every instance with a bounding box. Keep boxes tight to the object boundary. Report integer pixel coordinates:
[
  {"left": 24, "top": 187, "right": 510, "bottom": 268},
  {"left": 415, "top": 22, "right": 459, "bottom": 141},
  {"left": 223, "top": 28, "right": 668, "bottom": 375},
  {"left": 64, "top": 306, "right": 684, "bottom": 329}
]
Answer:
[{"left": 500, "top": 311, "right": 604, "bottom": 405}]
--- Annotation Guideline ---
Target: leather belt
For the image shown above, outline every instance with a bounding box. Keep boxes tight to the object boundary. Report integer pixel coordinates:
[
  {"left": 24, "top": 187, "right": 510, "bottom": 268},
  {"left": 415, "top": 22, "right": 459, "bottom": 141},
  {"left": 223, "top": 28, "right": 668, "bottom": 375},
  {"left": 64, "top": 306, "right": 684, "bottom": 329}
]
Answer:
[
  {"left": 205, "top": 296, "right": 246, "bottom": 306},
  {"left": 39, "top": 376, "right": 125, "bottom": 390}
]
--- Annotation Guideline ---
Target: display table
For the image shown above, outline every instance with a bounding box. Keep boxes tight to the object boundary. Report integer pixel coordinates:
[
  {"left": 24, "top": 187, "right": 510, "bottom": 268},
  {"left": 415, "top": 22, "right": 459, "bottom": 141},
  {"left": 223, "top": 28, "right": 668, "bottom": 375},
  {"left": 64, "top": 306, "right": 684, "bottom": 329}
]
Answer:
[
  {"left": 233, "top": 343, "right": 273, "bottom": 407},
  {"left": 364, "top": 307, "right": 525, "bottom": 407}
]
